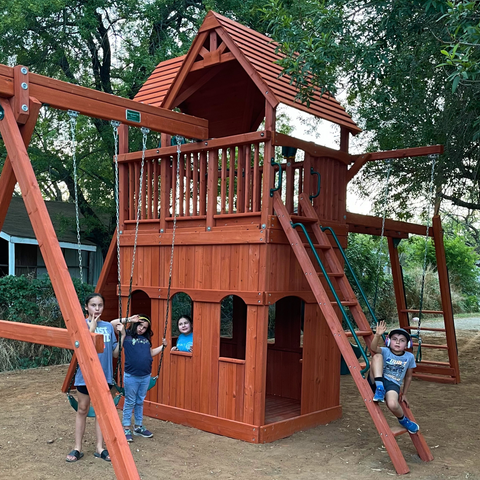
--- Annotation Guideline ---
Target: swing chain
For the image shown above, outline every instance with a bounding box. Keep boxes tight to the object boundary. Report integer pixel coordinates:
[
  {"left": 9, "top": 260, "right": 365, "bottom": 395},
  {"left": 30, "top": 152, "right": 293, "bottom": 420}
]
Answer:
[
  {"left": 156, "top": 135, "right": 182, "bottom": 378},
  {"left": 125, "top": 127, "right": 149, "bottom": 318},
  {"left": 417, "top": 153, "right": 438, "bottom": 333},
  {"left": 372, "top": 159, "right": 392, "bottom": 317},
  {"left": 68, "top": 110, "right": 83, "bottom": 285}
]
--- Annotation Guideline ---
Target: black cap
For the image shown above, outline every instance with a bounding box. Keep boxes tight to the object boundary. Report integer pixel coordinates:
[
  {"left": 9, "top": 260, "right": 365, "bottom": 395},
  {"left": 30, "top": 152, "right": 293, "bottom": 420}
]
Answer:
[{"left": 389, "top": 328, "right": 411, "bottom": 343}]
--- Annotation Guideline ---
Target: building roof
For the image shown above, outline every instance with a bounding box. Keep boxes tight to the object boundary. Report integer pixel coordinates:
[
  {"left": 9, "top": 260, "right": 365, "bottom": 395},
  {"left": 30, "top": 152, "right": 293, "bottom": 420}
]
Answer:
[
  {"left": 1, "top": 197, "right": 96, "bottom": 246},
  {"left": 134, "top": 11, "right": 360, "bottom": 137}
]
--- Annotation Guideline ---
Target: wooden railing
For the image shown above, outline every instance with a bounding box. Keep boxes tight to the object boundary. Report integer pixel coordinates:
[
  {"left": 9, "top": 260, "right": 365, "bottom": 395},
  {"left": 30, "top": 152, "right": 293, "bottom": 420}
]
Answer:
[{"left": 119, "top": 130, "right": 322, "bottom": 229}]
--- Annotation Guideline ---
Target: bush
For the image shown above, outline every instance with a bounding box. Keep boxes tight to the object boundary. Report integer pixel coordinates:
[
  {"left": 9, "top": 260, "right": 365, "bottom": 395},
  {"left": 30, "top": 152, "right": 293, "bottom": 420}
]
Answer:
[{"left": 0, "top": 274, "right": 94, "bottom": 371}]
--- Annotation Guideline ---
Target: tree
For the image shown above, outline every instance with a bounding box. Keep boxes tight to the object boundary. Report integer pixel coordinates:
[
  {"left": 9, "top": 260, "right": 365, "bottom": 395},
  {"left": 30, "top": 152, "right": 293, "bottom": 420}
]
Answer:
[
  {"left": 0, "top": 0, "right": 272, "bottom": 256},
  {"left": 259, "top": 0, "right": 480, "bottom": 219}
]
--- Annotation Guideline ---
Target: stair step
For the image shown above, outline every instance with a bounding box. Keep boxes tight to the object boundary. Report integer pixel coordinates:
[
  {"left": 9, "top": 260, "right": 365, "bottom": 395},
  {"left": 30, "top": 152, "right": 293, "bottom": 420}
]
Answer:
[{"left": 291, "top": 215, "right": 318, "bottom": 224}]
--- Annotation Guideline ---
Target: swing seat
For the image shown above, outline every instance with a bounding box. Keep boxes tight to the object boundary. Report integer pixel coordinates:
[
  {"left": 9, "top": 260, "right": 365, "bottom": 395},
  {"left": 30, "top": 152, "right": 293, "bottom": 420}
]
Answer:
[
  {"left": 67, "top": 385, "right": 124, "bottom": 418},
  {"left": 148, "top": 376, "right": 157, "bottom": 391}
]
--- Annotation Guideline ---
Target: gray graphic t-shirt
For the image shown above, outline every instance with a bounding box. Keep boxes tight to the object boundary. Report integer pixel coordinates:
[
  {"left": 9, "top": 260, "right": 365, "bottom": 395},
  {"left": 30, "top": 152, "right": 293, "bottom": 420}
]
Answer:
[{"left": 380, "top": 347, "right": 416, "bottom": 386}]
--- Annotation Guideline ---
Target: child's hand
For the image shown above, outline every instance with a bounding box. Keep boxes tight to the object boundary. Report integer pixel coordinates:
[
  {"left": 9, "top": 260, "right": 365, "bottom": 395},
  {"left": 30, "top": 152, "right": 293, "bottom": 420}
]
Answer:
[
  {"left": 189, "top": 345, "right": 193, "bottom": 353},
  {"left": 376, "top": 320, "right": 387, "bottom": 337},
  {"left": 400, "top": 393, "right": 410, "bottom": 407},
  {"left": 129, "top": 314, "right": 140, "bottom": 323},
  {"left": 162, "top": 338, "right": 167, "bottom": 347},
  {"left": 116, "top": 323, "right": 125, "bottom": 334},
  {"left": 171, "top": 346, "right": 178, "bottom": 351}
]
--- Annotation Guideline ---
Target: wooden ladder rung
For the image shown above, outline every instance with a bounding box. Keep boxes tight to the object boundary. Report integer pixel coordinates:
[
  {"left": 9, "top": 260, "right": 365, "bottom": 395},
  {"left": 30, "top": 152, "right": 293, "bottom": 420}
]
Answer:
[
  {"left": 404, "top": 326, "right": 446, "bottom": 333},
  {"left": 316, "top": 271, "right": 344, "bottom": 278},
  {"left": 415, "top": 359, "right": 451, "bottom": 366},
  {"left": 304, "top": 242, "right": 331, "bottom": 249},
  {"left": 413, "top": 373, "right": 457, "bottom": 384},
  {"left": 401, "top": 309, "right": 444, "bottom": 314},
  {"left": 412, "top": 343, "right": 448, "bottom": 350},
  {"left": 345, "top": 330, "right": 372, "bottom": 338},
  {"left": 390, "top": 426, "right": 408, "bottom": 437},
  {"left": 333, "top": 300, "right": 357, "bottom": 307},
  {"left": 291, "top": 215, "right": 318, "bottom": 224}
]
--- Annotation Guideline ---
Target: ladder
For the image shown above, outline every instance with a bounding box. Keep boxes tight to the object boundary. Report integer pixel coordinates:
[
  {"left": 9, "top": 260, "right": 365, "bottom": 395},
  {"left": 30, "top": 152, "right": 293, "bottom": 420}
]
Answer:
[
  {"left": 388, "top": 217, "right": 461, "bottom": 384},
  {"left": 273, "top": 192, "right": 433, "bottom": 475}
]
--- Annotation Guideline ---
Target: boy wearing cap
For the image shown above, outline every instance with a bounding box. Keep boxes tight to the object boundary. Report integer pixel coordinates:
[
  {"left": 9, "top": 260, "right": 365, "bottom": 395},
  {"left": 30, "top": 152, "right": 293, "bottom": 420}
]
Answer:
[{"left": 369, "top": 320, "right": 419, "bottom": 434}]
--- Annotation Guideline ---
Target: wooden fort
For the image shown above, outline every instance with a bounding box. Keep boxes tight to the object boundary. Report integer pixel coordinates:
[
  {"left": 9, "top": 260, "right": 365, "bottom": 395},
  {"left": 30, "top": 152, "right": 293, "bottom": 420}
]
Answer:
[
  {"left": 95, "top": 11, "right": 458, "bottom": 450},
  {"left": 0, "top": 11, "right": 460, "bottom": 478}
]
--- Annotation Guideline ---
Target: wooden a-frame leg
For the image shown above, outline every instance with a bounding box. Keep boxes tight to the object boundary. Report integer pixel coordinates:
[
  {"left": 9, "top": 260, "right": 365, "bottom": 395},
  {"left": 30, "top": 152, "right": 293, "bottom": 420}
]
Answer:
[{"left": 0, "top": 98, "right": 140, "bottom": 480}]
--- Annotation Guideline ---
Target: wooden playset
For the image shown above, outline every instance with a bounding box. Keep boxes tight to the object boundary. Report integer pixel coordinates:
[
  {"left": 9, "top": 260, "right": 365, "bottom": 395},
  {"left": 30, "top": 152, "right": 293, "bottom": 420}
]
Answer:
[{"left": 0, "top": 11, "right": 461, "bottom": 478}]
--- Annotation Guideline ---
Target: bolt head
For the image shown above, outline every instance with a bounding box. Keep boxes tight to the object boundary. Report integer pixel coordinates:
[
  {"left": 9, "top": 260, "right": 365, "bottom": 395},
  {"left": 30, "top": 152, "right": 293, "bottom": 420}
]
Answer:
[
  {"left": 21, "top": 104, "right": 28, "bottom": 112},
  {"left": 75, "top": 341, "right": 80, "bottom": 348},
  {"left": 21, "top": 82, "right": 28, "bottom": 90},
  {"left": 20, "top": 67, "right": 28, "bottom": 74}
]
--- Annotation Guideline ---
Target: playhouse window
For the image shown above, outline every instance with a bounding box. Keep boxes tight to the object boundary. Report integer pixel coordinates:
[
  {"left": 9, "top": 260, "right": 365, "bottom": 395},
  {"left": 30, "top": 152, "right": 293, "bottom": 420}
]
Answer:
[
  {"left": 171, "top": 292, "right": 193, "bottom": 345},
  {"left": 219, "top": 295, "right": 246, "bottom": 360}
]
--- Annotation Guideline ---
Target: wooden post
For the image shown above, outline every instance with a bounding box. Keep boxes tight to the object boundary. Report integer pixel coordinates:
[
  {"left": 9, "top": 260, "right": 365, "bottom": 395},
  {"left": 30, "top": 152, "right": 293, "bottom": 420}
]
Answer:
[
  {"left": 206, "top": 149, "right": 218, "bottom": 230},
  {"left": 160, "top": 133, "right": 171, "bottom": 232},
  {"left": 261, "top": 102, "right": 276, "bottom": 226},
  {"left": 432, "top": 215, "right": 461, "bottom": 383},
  {"left": 340, "top": 126, "right": 349, "bottom": 153},
  {"left": 0, "top": 98, "right": 140, "bottom": 480}
]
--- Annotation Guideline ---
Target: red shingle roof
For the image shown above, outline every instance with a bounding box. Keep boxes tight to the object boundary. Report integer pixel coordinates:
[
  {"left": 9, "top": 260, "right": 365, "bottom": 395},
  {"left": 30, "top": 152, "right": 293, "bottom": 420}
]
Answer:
[{"left": 135, "top": 11, "right": 360, "bottom": 134}]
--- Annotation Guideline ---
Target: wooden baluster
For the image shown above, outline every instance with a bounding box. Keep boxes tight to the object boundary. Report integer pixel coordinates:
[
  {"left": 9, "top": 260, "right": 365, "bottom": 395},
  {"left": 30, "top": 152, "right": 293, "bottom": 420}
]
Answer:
[
  {"left": 128, "top": 163, "right": 134, "bottom": 221},
  {"left": 221, "top": 148, "right": 227, "bottom": 214},
  {"left": 199, "top": 150, "right": 207, "bottom": 215},
  {"left": 207, "top": 149, "right": 218, "bottom": 230},
  {"left": 253, "top": 143, "right": 261, "bottom": 212},
  {"left": 244, "top": 144, "right": 252, "bottom": 212},
  {"left": 192, "top": 152, "right": 198, "bottom": 216},
  {"left": 146, "top": 159, "right": 152, "bottom": 219},
  {"left": 185, "top": 152, "right": 191, "bottom": 216},
  {"left": 228, "top": 146, "right": 235, "bottom": 213},
  {"left": 172, "top": 154, "right": 178, "bottom": 218},
  {"left": 153, "top": 158, "right": 159, "bottom": 219},
  {"left": 179, "top": 153, "right": 185, "bottom": 217},
  {"left": 236, "top": 145, "right": 245, "bottom": 213}
]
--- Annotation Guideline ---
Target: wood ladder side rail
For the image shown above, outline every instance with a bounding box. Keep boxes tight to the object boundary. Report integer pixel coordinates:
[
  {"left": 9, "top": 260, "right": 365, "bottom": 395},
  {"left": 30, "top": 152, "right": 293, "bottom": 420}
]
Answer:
[{"left": 272, "top": 192, "right": 411, "bottom": 475}]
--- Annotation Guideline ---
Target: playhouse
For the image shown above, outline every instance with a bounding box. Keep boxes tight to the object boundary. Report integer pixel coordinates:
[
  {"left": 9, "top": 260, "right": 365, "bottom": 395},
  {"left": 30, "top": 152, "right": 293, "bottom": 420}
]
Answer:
[{"left": 0, "top": 11, "right": 460, "bottom": 478}]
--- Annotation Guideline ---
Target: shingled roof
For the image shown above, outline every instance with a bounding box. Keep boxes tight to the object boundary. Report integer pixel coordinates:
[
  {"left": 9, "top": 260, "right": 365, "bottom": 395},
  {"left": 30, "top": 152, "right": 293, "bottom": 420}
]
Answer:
[{"left": 135, "top": 11, "right": 360, "bottom": 136}]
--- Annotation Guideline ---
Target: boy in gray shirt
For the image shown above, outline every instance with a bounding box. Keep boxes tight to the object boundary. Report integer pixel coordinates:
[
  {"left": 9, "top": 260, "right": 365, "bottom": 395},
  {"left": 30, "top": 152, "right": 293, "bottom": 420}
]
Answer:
[{"left": 369, "top": 320, "right": 419, "bottom": 434}]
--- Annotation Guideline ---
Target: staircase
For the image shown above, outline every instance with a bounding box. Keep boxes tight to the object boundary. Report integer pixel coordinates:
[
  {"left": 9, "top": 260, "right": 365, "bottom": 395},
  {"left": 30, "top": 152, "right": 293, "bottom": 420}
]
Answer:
[{"left": 273, "top": 191, "right": 433, "bottom": 475}]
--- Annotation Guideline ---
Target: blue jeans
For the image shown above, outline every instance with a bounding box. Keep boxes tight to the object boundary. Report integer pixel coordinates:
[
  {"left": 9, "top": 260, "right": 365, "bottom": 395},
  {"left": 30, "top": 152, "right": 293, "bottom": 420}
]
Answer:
[{"left": 122, "top": 372, "right": 150, "bottom": 427}]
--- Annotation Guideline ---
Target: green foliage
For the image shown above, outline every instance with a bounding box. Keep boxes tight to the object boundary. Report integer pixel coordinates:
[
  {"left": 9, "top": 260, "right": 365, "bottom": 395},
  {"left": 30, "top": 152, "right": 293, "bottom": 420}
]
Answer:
[{"left": 0, "top": 275, "right": 94, "bottom": 371}]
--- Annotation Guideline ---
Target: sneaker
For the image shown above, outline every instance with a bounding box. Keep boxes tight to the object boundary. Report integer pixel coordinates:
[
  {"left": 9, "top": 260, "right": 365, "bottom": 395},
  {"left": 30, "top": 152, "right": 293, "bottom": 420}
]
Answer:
[
  {"left": 373, "top": 385, "right": 386, "bottom": 403},
  {"left": 124, "top": 429, "right": 133, "bottom": 442},
  {"left": 398, "top": 416, "right": 420, "bottom": 434},
  {"left": 133, "top": 426, "right": 153, "bottom": 438}
]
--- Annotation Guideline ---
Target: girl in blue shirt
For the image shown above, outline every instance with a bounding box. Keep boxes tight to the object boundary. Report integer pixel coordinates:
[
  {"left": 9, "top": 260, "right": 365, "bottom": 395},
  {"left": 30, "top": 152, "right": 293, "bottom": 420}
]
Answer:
[
  {"left": 112, "top": 314, "right": 167, "bottom": 442},
  {"left": 171, "top": 315, "right": 193, "bottom": 352}
]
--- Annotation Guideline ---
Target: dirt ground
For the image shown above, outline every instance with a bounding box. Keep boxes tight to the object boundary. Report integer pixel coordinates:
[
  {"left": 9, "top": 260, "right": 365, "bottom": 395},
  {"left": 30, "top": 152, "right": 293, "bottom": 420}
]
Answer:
[{"left": 1, "top": 328, "right": 480, "bottom": 480}]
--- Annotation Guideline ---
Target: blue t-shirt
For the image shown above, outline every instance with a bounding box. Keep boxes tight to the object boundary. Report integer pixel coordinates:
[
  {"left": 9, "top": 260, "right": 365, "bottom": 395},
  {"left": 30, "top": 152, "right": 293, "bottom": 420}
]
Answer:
[
  {"left": 75, "top": 320, "right": 118, "bottom": 386},
  {"left": 381, "top": 347, "right": 416, "bottom": 387},
  {"left": 123, "top": 330, "right": 153, "bottom": 376},
  {"left": 176, "top": 332, "right": 193, "bottom": 352}
]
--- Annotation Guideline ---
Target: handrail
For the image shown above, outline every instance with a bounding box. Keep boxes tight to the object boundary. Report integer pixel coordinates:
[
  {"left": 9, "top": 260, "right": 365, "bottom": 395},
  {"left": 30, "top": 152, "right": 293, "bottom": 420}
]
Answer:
[
  {"left": 292, "top": 222, "right": 370, "bottom": 375},
  {"left": 309, "top": 167, "right": 321, "bottom": 200},
  {"left": 321, "top": 226, "right": 379, "bottom": 326}
]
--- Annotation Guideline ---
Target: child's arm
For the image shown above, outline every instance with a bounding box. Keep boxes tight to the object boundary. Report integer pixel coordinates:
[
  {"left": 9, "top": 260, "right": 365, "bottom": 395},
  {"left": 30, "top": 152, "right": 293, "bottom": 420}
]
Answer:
[
  {"left": 151, "top": 338, "right": 168, "bottom": 357},
  {"left": 87, "top": 314, "right": 100, "bottom": 333},
  {"left": 111, "top": 314, "right": 141, "bottom": 329},
  {"left": 112, "top": 323, "right": 125, "bottom": 358},
  {"left": 370, "top": 320, "right": 387, "bottom": 353},
  {"left": 401, "top": 368, "right": 414, "bottom": 407}
]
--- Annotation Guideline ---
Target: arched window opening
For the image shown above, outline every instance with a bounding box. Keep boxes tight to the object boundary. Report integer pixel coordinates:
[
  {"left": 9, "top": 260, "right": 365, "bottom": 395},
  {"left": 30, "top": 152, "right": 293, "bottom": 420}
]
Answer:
[{"left": 219, "top": 295, "right": 246, "bottom": 360}]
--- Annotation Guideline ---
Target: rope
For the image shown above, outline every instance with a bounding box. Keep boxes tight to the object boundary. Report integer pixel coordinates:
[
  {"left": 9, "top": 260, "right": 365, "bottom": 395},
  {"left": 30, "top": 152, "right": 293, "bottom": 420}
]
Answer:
[{"left": 154, "top": 136, "right": 183, "bottom": 379}]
